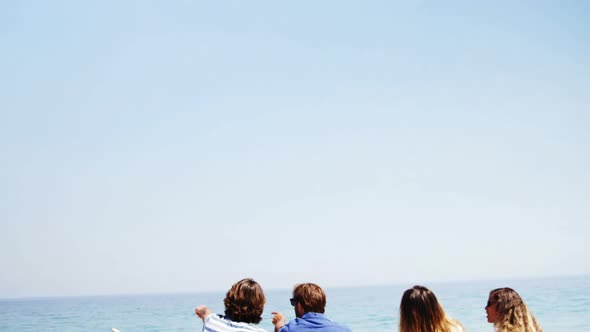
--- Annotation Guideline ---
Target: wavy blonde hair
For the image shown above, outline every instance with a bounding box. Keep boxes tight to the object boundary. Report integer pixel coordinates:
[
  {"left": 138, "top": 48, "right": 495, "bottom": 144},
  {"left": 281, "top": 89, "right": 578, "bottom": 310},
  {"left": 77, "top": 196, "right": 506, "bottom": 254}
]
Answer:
[
  {"left": 489, "top": 288, "right": 542, "bottom": 332},
  {"left": 400, "top": 285, "right": 464, "bottom": 332}
]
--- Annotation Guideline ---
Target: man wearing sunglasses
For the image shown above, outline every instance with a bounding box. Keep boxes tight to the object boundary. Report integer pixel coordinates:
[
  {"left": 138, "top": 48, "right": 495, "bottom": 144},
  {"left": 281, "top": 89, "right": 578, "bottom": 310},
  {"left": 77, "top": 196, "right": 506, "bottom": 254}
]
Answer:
[{"left": 271, "top": 283, "right": 351, "bottom": 332}]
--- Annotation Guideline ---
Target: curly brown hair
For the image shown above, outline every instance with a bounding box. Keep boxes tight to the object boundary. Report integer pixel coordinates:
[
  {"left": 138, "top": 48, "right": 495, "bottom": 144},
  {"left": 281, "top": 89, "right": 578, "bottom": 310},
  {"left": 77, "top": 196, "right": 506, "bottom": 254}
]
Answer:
[
  {"left": 489, "top": 288, "right": 542, "bottom": 332},
  {"left": 223, "top": 278, "right": 266, "bottom": 324}
]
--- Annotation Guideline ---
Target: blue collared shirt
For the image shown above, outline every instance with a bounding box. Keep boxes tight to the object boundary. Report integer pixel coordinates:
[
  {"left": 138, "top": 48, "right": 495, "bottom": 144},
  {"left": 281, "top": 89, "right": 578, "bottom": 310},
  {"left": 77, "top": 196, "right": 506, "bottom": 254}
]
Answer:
[{"left": 278, "top": 312, "right": 352, "bottom": 332}]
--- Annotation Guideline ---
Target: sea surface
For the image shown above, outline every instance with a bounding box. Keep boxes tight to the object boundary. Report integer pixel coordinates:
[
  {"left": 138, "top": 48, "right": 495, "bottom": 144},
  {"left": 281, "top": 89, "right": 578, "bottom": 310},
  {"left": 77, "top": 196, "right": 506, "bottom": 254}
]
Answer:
[{"left": 1, "top": 275, "right": 588, "bottom": 331}]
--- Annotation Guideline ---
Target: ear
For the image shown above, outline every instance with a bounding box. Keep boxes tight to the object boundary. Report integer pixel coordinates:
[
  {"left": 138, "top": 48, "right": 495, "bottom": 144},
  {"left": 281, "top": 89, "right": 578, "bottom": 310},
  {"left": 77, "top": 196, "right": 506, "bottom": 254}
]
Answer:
[{"left": 295, "top": 302, "right": 304, "bottom": 316}]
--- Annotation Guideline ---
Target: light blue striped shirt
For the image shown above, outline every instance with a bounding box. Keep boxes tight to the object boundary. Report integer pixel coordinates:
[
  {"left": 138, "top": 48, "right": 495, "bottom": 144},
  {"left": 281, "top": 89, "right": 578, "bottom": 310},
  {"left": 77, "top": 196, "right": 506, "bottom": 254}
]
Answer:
[{"left": 202, "top": 313, "right": 267, "bottom": 332}]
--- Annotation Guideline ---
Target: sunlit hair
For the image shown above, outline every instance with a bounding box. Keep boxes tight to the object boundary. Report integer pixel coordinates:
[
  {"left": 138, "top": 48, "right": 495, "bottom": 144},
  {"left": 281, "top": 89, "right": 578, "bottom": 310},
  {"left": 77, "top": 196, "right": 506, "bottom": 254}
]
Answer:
[
  {"left": 399, "top": 285, "right": 464, "bottom": 332},
  {"left": 223, "top": 278, "right": 266, "bottom": 324},
  {"left": 489, "top": 288, "right": 542, "bottom": 332},
  {"left": 292, "top": 283, "right": 326, "bottom": 314}
]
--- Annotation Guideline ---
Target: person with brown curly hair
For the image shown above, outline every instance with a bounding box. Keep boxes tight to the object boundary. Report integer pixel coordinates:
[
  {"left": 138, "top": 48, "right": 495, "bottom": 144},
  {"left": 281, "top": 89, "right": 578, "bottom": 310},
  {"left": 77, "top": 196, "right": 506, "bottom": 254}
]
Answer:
[
  {"left": 399, "top": 285, "right": 464, "bottom": 332},
  {"left": 271, "top": 283, "right": 351, "bottom": 332},
  {"left": 195, "top": 278, "right": 266, "bottom": 332},
  {"left": 485, "top": 287, "right": 543, "bottom": 332}
]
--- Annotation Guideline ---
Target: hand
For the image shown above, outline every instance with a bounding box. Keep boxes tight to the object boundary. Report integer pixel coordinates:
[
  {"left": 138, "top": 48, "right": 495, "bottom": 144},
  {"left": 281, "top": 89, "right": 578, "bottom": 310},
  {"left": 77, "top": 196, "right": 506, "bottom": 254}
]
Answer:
[
  {"left": 271, "top": 312, "right": 286, "bottom": 332},
  {"left": 195, "top": 305, "right": 211, "bottom": 321}
]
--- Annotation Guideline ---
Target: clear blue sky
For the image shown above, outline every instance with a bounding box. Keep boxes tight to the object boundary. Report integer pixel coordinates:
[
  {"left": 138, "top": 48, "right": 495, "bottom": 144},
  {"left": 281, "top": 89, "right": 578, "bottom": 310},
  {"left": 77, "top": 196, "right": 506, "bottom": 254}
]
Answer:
[{"left": 1, "top": 1, "right": 589, "bottom": 298}]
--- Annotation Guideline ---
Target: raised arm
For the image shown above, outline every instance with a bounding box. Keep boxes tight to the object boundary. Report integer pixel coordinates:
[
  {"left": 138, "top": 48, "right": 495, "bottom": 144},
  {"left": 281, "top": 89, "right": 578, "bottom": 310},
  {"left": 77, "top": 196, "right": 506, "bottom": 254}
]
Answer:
[
  {"left": 271, "top": 312, "right": 286, "bottom": 332},
  {"left": 195, "top": 305, "right": 213, "bottom": 322}
]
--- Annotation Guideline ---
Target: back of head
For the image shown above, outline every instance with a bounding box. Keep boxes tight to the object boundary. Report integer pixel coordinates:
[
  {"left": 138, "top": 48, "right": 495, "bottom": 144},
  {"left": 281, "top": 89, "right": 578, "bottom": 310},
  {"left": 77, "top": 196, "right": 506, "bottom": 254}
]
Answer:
[
  {"left": 399, "top": 285, "right": 450, "bottom": 332},
  {"left": 489, "top": 288, "right": 542, "bottom": 332},
  {"left": 293, "top": 283, "right": 326, "bottom": 314},
  {"left": 223, "top": 278, "right": 266, "bottom": 324}
]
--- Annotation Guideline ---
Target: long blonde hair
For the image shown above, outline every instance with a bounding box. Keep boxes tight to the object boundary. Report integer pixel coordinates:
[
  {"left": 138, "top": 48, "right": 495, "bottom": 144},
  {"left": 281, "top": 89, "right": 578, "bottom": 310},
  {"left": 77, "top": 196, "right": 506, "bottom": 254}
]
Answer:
[
  {"left": 400, "top": 285, "right": 464, "bottom": 332},
  {"left": 489, "top": 288, "right": 542, "bottom": 332}
]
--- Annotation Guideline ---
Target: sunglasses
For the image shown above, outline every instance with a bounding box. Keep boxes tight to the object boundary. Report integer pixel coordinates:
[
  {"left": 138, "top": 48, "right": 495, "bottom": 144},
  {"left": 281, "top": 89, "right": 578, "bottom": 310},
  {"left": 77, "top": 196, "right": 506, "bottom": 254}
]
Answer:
[
  {"left": 486, "top": 300, "right": 496, "bottom": 308},
  {"left": 290, "top": 298, "right": 297, "bottom": 306}
]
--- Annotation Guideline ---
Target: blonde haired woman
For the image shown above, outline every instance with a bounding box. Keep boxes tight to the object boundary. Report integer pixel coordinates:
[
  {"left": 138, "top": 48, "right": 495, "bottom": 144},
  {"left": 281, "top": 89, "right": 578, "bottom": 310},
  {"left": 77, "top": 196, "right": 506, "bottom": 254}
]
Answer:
[
  {"left": 399, "top": 285, "right": 464, "bottom": 332},
  {"left": 485, "top": 287, "right": 542, "bottom": 332}
]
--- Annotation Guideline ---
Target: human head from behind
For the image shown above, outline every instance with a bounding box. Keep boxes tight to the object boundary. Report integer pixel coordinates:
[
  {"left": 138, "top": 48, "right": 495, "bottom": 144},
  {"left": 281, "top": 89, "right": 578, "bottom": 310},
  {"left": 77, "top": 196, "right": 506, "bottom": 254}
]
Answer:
[
  {"left": 400, "top": 285, "right": 463, "bottom": 332},
  {"left": 291, "top": 283, "right": 326, "bottom": 317},
  {"left": 272, "top": 282, "right": 351, "bottom": 332},
  {"left": 223, "top": 278, "right": 266, "bottom": 324},
  {"left": 486, "top": 287, "right": 542, "bottom": 332}
]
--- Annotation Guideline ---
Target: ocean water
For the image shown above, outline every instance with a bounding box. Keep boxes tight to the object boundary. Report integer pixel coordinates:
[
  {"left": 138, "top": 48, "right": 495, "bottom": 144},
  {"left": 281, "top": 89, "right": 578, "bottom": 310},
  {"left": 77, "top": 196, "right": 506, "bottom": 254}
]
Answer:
[{"left": 0, "top": 275, "right": 588, "bottom": 331}]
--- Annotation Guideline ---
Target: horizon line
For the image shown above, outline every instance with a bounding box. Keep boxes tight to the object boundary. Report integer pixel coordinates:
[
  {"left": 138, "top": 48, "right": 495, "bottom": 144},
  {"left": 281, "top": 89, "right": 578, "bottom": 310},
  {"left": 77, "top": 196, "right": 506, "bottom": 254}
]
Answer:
[{"left": 1, "top": 273, "right": 588, "bottom": 301}]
